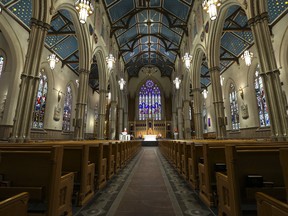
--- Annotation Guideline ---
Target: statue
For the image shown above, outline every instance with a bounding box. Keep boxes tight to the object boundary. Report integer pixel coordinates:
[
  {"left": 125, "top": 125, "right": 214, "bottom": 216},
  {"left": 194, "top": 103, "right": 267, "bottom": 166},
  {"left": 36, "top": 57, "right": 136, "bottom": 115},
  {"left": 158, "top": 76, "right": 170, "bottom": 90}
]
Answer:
[
  {"left": 241, "top": 103, "right": 249, "bottom": 119},
  {"left": 148, "top": 127, "right": 153, "bottom": 135},
  {"left": 53, "top": 105, "right": 61, "bottom": 121}
]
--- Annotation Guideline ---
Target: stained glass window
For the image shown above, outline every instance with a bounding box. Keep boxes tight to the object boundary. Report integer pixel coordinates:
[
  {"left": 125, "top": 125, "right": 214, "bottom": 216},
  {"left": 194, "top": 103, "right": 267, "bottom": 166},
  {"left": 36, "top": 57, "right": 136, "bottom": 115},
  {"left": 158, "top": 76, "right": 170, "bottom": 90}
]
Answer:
[
  {"left": 62, "top": 84, "right": 72, "bottom": 131},
  {"left": 32, "top": 73, "right": 48, "bottom": 129},
  {"left": 138, "top": 80, "right": 162, "bottom": 120},
  {"left": 229, "top": 83, "right": 240, "bottom": 130},
  {"left": 255, "top": 65, "right": 270, "bottom": 127},
  {"left": 0, "top": 56, "right": 4, "bottom": 78}
]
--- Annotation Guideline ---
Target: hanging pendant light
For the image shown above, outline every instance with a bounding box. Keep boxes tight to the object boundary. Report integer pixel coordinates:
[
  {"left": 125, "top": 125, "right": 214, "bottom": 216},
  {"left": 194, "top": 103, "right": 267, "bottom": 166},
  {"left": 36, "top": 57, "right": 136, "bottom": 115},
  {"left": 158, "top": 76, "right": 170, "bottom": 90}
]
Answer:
[
  {"left": 182, "top": 53, "right": 192, "bottom": 69},
  {"left": 118, "top": 78, "right": 126, "bottom": 90},
  {"left": 241, "top": 50, "right": 253, "bottom": 66},
  {"left": 202, "top": 0, "right": 222, "bottom": 21},
  {"left": 173, "top": 77, "right": 181, "bottom": 90},
  {"left": 47, "top": 54, "right": 59, "bottom": 70},
  {"left": 106, "top": 54, "right": 115, "bottom": 70},
  {"left": 75, "top": 0, "right": 94, "bottom": 24},
  {"left": 202, "top": 89, "right": 208, "bottom": 99}
]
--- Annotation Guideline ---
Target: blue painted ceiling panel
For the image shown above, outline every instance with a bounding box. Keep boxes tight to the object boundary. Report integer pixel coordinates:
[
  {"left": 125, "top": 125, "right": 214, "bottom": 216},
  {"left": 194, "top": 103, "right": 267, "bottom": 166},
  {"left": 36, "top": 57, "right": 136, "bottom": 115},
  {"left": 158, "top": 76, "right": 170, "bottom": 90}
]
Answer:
[{"left": 9, "top": 0, "right": 32, "bottom": 27}]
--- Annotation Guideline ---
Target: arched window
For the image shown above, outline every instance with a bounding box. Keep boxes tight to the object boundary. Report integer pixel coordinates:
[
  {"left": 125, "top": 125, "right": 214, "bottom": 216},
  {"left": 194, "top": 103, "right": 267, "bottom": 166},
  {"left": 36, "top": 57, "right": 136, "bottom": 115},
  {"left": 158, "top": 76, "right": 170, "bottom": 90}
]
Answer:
[
  {"left": 255, "top": 65, "right": 270, "bottom": 127},
  {"left": 32, "top": 73, "right": 48, "bottom": 129},
  {"left": 0, "top": 56, "right": 4, "bottom": 78},
  {"left": 229, "top": 83, "right": 240, "bottom": 130},
  {"left": 62, "top": 84, "right": 72, "bottom": 131},
  {"left": 138, "top": 80, "right": 162, "bottom": 120}
]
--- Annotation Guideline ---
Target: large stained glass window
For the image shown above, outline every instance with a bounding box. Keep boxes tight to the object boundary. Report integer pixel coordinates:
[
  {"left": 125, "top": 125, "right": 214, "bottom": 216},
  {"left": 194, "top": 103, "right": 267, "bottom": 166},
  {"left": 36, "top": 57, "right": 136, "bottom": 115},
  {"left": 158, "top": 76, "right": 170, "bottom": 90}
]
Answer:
[
  {"left": 139, "top": 80, "right": 162, "bottom": 120},
  {"left": 62, "top": 84, "right": 72, "bottom": 131},
  {"left": 229, "top": 83, "right": 240, "bottom": 130},
  {"left": 0, "top": 56, "right": 4, "bottom": 78},
  {"left": 32, "top": 73, "right": 48, "bottom": 129},
  {"left": 255, "top": 65, "right": 270, "bottom": 127}
]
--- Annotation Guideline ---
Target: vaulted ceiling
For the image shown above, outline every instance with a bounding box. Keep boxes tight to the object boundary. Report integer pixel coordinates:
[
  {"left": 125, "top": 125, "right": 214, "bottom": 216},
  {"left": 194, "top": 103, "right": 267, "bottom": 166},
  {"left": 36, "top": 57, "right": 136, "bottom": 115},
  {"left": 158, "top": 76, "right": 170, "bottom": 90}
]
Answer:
[
  {"left": 0, "top": 0, "right": 287, "bottom": 90},
  {"left": 103, "top": 0, "right": 195, "bottom": 78}
]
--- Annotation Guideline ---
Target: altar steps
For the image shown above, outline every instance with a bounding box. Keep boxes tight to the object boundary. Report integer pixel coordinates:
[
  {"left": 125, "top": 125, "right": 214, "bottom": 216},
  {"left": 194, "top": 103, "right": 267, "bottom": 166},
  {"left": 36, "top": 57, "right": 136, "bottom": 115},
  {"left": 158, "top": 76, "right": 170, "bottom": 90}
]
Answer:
[{"left": 141, "top": 141, "right": 158, "bottom": 146}]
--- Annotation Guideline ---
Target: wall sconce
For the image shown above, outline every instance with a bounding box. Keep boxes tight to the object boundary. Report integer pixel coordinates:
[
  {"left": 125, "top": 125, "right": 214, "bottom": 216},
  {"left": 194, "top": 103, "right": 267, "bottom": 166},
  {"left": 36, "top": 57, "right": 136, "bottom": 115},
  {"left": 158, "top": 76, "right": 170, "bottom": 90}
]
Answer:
[{"left": 239, "top": 87, "right": 244, "bottom": 100}]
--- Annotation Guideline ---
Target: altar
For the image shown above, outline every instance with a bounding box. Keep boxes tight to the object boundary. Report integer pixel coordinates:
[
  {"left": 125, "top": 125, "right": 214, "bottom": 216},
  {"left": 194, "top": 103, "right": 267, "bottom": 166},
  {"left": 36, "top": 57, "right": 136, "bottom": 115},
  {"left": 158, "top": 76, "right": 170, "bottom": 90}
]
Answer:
[{"left": 143, "top": 134, "right": 157, "bottom": 141}]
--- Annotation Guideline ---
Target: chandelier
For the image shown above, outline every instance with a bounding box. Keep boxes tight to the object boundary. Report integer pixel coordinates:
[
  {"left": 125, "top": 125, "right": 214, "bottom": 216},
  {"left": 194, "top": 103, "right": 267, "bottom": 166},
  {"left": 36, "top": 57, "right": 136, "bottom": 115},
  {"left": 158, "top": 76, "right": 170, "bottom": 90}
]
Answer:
[
  {"left": 106, "top": 54, "right": 115, "bottom": 70},
  {"left": 182, "top": 53, "right": 192, "bottom": 69},
  {"left": 202, "top": 0, "right": 222, "bottom": 21},
  {"left": 47, "top": 54, "right": 59, "bottom": 70},
  {"left": 241, "top": 50, "right": 253, "bottom": 66},
  {"left": 75, "top": 0, "right": 94, "bottom": 24},
  {"left": 202, "top": 89, "right": 208, "bottom": 99},
  {"left": 118, "top": 78, "right": 126, "bottom": 90},
  {"left": 173, "top": 77, "right": 181, "bottom": 90}
]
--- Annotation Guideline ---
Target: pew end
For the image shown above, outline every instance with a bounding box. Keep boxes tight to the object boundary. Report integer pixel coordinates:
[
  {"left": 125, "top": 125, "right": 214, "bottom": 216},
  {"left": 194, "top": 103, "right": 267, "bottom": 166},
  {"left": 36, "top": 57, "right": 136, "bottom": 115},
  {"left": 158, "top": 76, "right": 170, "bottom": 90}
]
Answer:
[
  {"left": 0, "top": 192, "right": 29, "bottom": 216},
  {"left": 256, "top": 192, "right": 288, "bottom": 216}
]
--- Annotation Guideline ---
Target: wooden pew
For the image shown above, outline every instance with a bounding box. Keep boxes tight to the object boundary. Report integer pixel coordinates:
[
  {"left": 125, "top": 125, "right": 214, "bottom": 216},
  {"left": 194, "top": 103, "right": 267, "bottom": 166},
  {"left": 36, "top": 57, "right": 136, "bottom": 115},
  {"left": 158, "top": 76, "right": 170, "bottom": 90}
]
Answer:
[
  {"left": 0, "top": 192, "right": 29, "bottom": 216},
  {"left": 256, "top": 192, "right": 288, "bottom": 216},
  {"left": 280, "top": 148, "right": 288, "bottom": 202},
  {"left": 103, "top": 143, "right": 114, "bottom": 180},
  {"left": 187, "top": 142, "right": 203, "bottom": 190},
  {"left": 88, "top": 143, "right": 107, "bottom": 190},
  {"left": 198, "top": 144, "right": 226, "bottom": 207},
  {"left": 0, "top": 142, "right": 94, "bottom": 207},
  {"left": 60, "top": 144, "right": 94, "bottom": 206},
  {"left": 112, "top": 142, "right": 121, "bottom": 174},
  {"left": 217, "top": 145, "right": 287, "bottom": 216},
  {"left": 0, "top": 146, "right": 74, "bottom": 216}
]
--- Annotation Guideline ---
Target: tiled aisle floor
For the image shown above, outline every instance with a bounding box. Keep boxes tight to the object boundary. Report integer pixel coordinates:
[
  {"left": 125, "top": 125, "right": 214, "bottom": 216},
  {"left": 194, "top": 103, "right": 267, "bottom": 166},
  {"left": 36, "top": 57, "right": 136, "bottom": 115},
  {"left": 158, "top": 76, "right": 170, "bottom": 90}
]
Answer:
[{"left": 75, "top": 147, "right": 216, "bottom": 216}]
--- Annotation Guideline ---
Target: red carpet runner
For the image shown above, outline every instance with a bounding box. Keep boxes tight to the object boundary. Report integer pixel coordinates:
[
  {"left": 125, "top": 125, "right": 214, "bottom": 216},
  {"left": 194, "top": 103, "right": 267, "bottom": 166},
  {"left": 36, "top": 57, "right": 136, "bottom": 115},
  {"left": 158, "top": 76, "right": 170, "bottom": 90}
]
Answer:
[{"left": 107, "top": 148, "right": 182, "bottom": 216}]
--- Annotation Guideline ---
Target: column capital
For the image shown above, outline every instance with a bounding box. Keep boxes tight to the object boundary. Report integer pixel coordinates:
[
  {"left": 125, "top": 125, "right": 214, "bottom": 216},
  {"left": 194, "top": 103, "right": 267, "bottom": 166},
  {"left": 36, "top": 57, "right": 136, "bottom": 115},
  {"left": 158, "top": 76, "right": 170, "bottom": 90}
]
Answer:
[
  {"left": 99, "top": 89, "right": 107, "bottom": 94},
  {"left": 110, "top": 100, "right": 117, "bottom": 105},
  {"left": 248, "top": 12, "right": 269, "bottom": 26},
  {"left": 183, "top": 99, "right": 191, "bottom": 104},
  {"left": 78, "top": 69, "right": 90, "bottom": 74},
  {"left": 192, "top": 88, "right": 201, "bottom": 93},
  {"left": 209, "top": 66, "right": 220, "bottom": 73},
  {"left": 30, "top": 18, "right": 50, "bottom": 30}
]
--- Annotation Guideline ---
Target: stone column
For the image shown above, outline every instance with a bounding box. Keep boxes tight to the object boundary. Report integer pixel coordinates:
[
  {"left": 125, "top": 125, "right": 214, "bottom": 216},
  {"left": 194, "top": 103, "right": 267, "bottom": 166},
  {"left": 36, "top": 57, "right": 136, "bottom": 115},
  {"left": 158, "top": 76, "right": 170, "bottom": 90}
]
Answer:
[
  {"left": 10, "top": 19, "right": 50, "bottom": 143},
  {"left": 177, "top": 107, "right": 184, "bottom": 139},
  {"left": 209, "top": 66, "right": 226, "bottom": 139},
  {"left": 123, "top": 111, "right": 128, "bottom": 131},
  {"left": 183, "top": 100, "right": 191, "bottom": 139},
  {"left": 74, "top": 69, "right": 90, "bottom": 140},
  {"left": 193, "top": 88, "right": 204, "bottom": 139},
  {"left": 109, "top": 100, "right": 117, "bottom": 140},
  {"left": 248, "top": 13, "right": 288, "bottom": 140},
  {"left": 97, "top": 89, "right": 107, "bottom": 139},
  {"left": 117, "top": 107, "right": 124, "bottom": 139}
]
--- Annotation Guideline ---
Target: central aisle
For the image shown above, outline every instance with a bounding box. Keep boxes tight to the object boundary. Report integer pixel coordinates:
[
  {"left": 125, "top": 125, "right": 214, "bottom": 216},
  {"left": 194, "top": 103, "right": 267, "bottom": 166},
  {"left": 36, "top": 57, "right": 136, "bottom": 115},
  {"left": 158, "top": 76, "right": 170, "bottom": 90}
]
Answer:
[
  {"left": 76, "top": 147, "right": 215, "bottom": 216},
  {"left": 107, "top": 147, "right": 182, "bottom": 216}
]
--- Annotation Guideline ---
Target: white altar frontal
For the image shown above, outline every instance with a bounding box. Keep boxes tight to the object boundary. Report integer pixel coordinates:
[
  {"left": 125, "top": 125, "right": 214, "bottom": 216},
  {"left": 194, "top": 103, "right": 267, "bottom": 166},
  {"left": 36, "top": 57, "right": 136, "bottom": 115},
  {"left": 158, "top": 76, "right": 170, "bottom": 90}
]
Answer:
[
  {"left": 119, "top": 134, "right": 130, "bottom": 141},
  {"left": 143, "top": 134, "right": 157, "bottom": 141}
]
